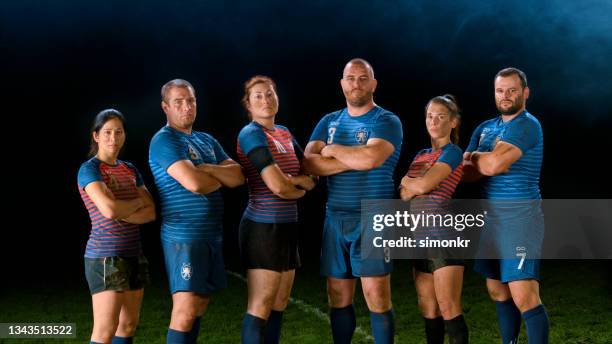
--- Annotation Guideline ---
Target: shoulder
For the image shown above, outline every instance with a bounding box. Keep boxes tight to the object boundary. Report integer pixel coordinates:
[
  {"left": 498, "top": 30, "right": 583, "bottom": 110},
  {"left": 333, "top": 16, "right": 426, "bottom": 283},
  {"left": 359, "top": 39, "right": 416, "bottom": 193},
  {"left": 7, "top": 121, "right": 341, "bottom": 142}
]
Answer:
[
  {"left": 513, "top": 111, "right": 542, "bottom": 130},
  {"left": 238, "top": 122, "right": 262, "bottom": 137},
  {"left": 79, "top": 157, "right": 100, "bottom": 171},
  {"left": 443, "top": 143, "right": 463, "bottom": 155},
  {"left": 374, "top": 107, "right": 401, "bottom": 124},
  {"left": 151, "top": 126, "right": 181, "bottom": 145},
  {"left": 322, "top": 109, "right": 345, "bottom": 122}
]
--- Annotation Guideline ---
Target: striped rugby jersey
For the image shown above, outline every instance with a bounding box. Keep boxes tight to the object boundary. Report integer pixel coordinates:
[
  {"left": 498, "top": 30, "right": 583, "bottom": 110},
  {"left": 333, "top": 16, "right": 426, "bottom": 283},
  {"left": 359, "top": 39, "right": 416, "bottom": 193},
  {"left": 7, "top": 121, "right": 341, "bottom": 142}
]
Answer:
[
  {"left": 406, "top": 143, "right": 463, "bottom": 239},
  {"left": 309, "top": 106, "right": 403, "bottom": 216},
  {"left": 466, "top": 111, "right": 543, "bottom": 200},
  {"left": 149, "top": 126, "right": 229, "bottom": 242},
  {"left": 237, "top": 122, "right": 301, "bottom": 223},
  {"left": 78, "top": 157, "right": 144, "bottom": 258}
]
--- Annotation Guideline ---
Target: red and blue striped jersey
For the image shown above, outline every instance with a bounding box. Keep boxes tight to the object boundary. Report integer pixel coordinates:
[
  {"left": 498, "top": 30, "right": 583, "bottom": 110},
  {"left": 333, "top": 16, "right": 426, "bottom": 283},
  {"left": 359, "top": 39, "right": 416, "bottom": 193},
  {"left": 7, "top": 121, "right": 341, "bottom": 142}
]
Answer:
[
  {"left": 77, "top": 157, "right": 144, "bottom": 258},
  {"left": 237, "top": 122, "right": 301, "bottom": 223},
  {"left": 406, "top": 144, "right": 463, "bottom": 239}
]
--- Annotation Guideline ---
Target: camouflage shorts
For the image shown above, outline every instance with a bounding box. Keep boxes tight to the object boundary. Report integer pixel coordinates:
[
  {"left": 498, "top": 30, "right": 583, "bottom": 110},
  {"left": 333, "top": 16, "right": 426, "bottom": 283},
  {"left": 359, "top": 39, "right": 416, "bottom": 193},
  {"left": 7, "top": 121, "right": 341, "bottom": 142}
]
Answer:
[{"left": 84, "top": 255, "right": 150, "bottom": 294}]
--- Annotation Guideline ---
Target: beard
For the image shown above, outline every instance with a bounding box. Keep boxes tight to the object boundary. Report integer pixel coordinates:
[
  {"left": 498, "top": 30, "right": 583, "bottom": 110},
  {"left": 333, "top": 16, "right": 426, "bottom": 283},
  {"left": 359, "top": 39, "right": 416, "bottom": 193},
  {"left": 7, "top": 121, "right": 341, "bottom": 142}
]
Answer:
[
  {"left": 497, "top": 95, "right": 524, "bottom": 115},
  {"left": 345, "top": 89, "right": 373, "bottom": 107}
]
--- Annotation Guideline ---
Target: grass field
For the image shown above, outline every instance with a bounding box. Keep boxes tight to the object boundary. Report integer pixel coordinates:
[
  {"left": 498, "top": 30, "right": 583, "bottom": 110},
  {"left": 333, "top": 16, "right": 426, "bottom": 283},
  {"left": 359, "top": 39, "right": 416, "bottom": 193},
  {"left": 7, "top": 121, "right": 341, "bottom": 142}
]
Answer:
[{"left": 1, "top": 261, "right": 610, "bottom": 343}]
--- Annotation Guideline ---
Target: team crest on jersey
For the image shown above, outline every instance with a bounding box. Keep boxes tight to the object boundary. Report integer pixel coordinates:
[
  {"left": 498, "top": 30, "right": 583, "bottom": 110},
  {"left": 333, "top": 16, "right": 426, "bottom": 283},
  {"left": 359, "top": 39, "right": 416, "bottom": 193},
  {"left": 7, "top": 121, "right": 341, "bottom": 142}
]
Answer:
[
  {"left": 273, "top": 138, "right": 287, "bottom": 153},
  {"left": 181, "top": 262, "right": 192, "bottom": 280},
  {"left": 355, "top": 128, "right": 369, "bottom": 145},
  {"left": 188, "top": 145, "right": 201, "bottom": 161}
]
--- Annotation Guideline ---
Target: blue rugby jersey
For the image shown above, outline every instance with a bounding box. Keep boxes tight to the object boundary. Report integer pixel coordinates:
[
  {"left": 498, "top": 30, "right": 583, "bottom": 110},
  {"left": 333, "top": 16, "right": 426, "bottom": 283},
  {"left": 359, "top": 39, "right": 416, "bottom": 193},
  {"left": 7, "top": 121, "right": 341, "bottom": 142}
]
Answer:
[
  {"left": 149, "top": 126, "right": 229, "bottom": 242},
  {"left": 237, "top": 122, "right": 301, "bottom": 223},
  {"left": 78, "top": 158, "right": 144, "bottom": 258},
  {"left": 309, "top": 106, "right": 403, "bottom": 215},
  {"left": 466, "top": 111, "right": 543, "bottom": 200}
]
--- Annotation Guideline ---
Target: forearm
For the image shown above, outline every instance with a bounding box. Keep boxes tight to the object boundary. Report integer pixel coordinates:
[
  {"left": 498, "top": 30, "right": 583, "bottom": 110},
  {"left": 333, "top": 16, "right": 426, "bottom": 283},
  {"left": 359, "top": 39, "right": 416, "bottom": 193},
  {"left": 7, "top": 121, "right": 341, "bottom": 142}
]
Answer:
[
  {"left": 105, "top": 198, "right": 143, "bottom": 220},
  {"left": 399, "top": 186, "right": 416, "bottom": 201},
  {"left": 289, "top": 174, "right": 316, "bottom": 191},
  {"left": 303, "top": 154, "right": 350, "bottom": 176},
  {"left": 471, "top": 152, "right": 499, "bottom": 176},
  {"left": 401, "top": 178, "right": 433, "bottom": 196},
  {"left": 122, "top": 205, "right": 156, "bottom": 224},
  {"left": 325, "top": 145, "right": 380, "bottom": 170},
  {"left": 193, "top": 171, "right": 222, "bottom": 194},
  {"left": 199, "top": 163, "right": 245, "bottom": 188}
]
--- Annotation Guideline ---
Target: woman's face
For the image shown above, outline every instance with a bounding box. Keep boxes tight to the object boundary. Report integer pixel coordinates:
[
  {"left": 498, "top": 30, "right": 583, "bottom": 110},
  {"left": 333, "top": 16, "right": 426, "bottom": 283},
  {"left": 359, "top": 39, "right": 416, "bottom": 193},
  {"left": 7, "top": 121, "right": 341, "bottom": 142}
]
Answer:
[
  {"left": 93, "top": 117, "right": 125, "bottom": 156},
  {"left": 426, "top": 102, "right": 456, "bottom": 140},
  {"left": 247, "top": 82, "right": 279, "bottom": 120}
]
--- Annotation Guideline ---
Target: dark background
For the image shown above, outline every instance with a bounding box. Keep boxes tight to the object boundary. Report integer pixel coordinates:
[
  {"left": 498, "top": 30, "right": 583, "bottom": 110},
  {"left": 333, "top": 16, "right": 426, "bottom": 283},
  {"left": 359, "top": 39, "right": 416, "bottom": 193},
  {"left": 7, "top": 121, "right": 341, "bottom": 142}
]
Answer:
[{"left": 2, "top": 0, "right": 611, "bottom": 285}]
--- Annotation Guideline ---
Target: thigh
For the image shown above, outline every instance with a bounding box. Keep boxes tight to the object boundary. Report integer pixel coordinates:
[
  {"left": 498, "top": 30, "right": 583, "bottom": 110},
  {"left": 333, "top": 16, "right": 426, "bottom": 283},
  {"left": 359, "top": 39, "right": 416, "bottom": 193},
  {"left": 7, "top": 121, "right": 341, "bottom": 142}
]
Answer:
[
  {"left": 118, "top": 289, "right": 144, "bottom": 323},
  {"left": 92, "top": 291, "right": 124, "bottom": 324},
  {"left": 432, "top": 265, "right": 464, "bottom": 301}
]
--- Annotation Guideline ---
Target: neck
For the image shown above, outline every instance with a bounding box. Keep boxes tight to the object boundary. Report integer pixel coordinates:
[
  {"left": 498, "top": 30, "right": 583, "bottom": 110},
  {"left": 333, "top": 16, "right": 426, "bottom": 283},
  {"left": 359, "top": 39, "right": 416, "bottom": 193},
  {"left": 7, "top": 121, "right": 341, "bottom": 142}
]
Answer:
[
  {"left": 431, "top": 136, "right": 451, "bottom": 150},
  {"left": 347, "top": 101, "right": 376, "bottom": 117},
  {"left": 501, "top": 108, "right": 525, "bottom": 122},
  {"left": 96, "top": 151, "right": 118, "bottom": 165},
  {"left": 253, "top": 117, "right": 275, "bottom": 130},
  {"left": 169, "top": 123, "right": 192, "bottom": 135}
]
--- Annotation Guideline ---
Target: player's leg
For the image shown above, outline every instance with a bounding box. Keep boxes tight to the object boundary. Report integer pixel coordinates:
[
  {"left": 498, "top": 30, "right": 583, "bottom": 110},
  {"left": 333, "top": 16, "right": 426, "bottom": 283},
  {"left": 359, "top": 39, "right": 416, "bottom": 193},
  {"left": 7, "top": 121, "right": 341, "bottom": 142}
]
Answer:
[
  {"left": 361, "top": 275, "right": 394, "bottom": 344},
  {"left": 242, "top": 269, "right": 283, "bottom": 344},
  {"left": 264, "top": 269, "right": 296, "bottom": 344},
  {"left": 328, "top": 277, "right": 357, "bottom": 344},
  {"left": 91, "top": 291, "right": 123, "bottom": 344},
  {"left": 414, "top": 263, "right": 444, "bottom": 344},
  {"left": 433, "top": 264, "right": 468, "bottom": 344},
  {"left": 487, "top": 278, "right": 521, "bottom": 344},
  {"left": 321, "top": 215, "right": 358, "bottom": 344},
  {"left": 113, "top": 288, "right": 144, "bottom": 344},
  {"left": 508, "top": 279, "right": 548, "bottom": 344}
]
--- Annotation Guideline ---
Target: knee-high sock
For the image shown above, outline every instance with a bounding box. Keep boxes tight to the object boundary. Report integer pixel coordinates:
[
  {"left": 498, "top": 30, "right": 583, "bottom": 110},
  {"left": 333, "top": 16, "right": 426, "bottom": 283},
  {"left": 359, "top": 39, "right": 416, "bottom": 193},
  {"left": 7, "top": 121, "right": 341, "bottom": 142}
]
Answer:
[
  {"left": 187, "top": 317, "right": 201, "bottom": 343},
  {"left": 167, "top": 328, "right": 190, "bottom": 344},
  {"left": 264, "top": 310, "right": 284, "bottom": 344},
  {"left": 370, "top": 309, "right": 395, "bottom": 344},
  {"left": 496, "top": 299, "right": 521, "bottom": 344},
  {"left": 444, "top": 314, "right": 469, "bottom": 344},
  {"left": 523, "top": 304, "right": 549, "bottom": 344},
  {"left": 241, "top": 313, "right": 266, "bottom": 344},
  {"left": 111, "top": 336, "right": 133, "bottom": 344},
  {"left": 330, "top": 304, "right": 356, "bottom": 344},
  {"left": 424, "top": 316, "right": 445, "bottom": 344}
]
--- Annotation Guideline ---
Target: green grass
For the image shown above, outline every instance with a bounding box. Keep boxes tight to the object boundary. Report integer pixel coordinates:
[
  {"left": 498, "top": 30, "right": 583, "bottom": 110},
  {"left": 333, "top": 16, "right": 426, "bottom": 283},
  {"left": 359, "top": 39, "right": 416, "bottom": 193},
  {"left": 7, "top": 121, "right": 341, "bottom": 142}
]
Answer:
[{"left": 1, "top": 261, "right": 610, "bottom": 343}]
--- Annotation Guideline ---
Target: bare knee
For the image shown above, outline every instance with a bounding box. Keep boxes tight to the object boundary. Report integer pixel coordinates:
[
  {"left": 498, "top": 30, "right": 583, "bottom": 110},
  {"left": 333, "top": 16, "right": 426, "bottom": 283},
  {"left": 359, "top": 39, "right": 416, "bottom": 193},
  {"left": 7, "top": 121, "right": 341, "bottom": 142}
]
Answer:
[
  {"left": 511, "top": 291, "right": 541, "bottom": 312},
  {"left": 417, "top": 294, "right": 440, "bottom": 319},
  {"left": 170, "top": 296, "right": 208, "bottom": 331},
  {"left": 487, "top": 280, "right": 511, "bottom": 302},
  {"left": 362, "top": 278, "right": 391, "bottom": 312},
  {"left": 327, "top": 279, "right": 354, "bottom": 308},
  {"left": 116, "top": 318, "right": 139, "bottom": 337},
  {"left": 92, "top": 319, "right": 119, "bottom": 343},
  {"left": 436, "top": 297, "right": 461, "bottom": 319}
]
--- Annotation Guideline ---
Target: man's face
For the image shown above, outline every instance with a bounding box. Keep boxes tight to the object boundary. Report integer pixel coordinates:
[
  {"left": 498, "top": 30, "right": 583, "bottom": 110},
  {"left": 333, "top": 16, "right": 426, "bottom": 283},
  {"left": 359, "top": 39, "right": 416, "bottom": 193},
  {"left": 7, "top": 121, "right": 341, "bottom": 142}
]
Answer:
[
  {"left": 340, "top": 63, "right": 377, "bottom": 107},
  {"left": 162, "top": 86, "right": 197, "bottom": 131},
  {"left": 494, "top": 74, "right": 529, "bottom": 116}
]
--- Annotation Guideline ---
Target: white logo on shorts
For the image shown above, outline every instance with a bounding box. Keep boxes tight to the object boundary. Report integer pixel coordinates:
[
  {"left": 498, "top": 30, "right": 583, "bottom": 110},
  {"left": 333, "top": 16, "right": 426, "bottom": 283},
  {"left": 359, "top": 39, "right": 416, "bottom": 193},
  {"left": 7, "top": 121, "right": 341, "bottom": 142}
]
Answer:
[{"left": 181, "top": 262, "right": 193, "bottom": 280}]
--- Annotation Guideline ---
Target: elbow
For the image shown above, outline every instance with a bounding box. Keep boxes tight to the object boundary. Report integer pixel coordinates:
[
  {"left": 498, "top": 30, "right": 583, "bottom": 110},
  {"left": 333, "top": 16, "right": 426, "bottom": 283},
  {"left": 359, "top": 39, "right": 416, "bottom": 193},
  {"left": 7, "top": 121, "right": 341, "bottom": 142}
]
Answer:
[
  {"left": 480, "top": 162, "right": 504, "bottom": 176},
  {"left": 99, "top": 206, "right": 120, "bottom": 220}
]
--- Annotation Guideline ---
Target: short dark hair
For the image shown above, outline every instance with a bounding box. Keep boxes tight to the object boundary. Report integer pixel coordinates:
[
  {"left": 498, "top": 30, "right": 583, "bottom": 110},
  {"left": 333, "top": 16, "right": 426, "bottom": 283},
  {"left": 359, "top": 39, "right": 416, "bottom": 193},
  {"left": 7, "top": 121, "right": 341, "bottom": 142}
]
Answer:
[
  {"left": 495, "top": 67, "right": 528, "bottom": 89},
  {"left": 425, "top": 94, "right": 462, "bottom": 144},
  {"left": 161, "top": 79, "right": 195, "bottom": 102},
  {"left": 88, "top": 109, "right": 126, "bottom": 157}
]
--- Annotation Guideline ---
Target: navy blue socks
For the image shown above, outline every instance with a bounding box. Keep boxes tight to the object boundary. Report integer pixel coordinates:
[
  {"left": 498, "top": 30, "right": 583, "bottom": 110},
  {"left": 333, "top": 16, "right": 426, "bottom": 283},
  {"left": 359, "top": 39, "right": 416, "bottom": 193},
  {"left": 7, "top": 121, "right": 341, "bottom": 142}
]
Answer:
[
  {"left": 424, "top": 316, "right": 445, "bottom": 344},
  {"left": 496, "top": 299, "right": 522, "bottom": 344},
  {"left": 241, "top": 313, "right": 266, "bottom": 344},
  {"left": 523, "top": 304, "right": 549, "bottom": 344},
  {"left": 370, "top": 309, "right": 395, "bottom": 344},
  {"left": 330, "top": 304, "right": 356, "bottom": 344},
  {"left": 264, "top": 310, "right": 284, "bottom": 344}
]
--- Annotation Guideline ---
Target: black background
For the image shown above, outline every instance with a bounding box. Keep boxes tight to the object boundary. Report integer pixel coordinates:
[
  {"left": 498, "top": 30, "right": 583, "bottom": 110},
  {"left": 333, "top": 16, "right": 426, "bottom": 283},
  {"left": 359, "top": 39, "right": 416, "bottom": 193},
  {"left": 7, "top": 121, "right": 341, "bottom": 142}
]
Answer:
[{"left": 2, "top": 0, "right": 611, "bottom": 285}]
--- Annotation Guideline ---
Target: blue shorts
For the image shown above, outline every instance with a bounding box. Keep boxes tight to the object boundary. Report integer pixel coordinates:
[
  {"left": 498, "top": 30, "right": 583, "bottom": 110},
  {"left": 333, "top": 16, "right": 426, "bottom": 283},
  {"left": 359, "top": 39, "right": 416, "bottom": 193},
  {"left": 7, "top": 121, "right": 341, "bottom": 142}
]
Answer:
[
  {"left": 162, "top": 239, "right": 227, "bottom": 295},
  {"left": 320, "top": 214, "right": 392, "bottom": 278},
  {"left": 474, "top": 258, "right": 540, "bottom": 283}
]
